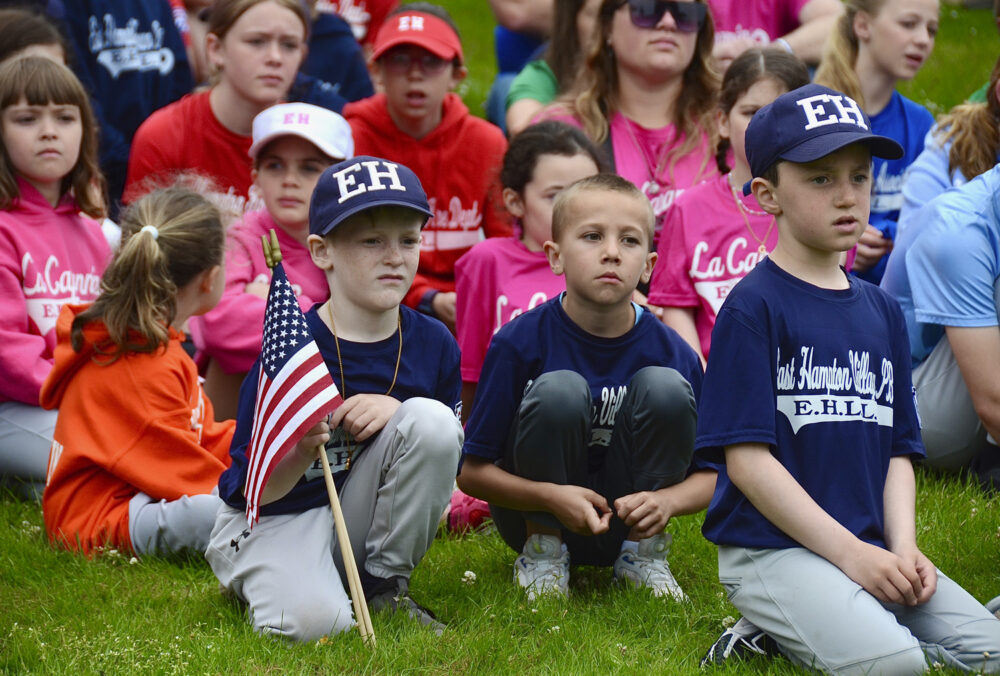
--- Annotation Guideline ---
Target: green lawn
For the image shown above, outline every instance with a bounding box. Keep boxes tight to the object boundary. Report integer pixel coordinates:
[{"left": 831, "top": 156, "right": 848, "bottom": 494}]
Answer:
[
  {"left": 2, "top": 3, "right": 999, "bottom": 674},
  {"left": 2, "top": 469, "right": 998, "bottom": 674}
]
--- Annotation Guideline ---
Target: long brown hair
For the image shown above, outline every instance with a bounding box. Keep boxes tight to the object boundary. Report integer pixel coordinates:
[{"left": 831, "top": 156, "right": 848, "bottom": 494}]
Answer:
[
  {"left": 0, "top": 57, "right": 105, "bottom": 218},
  {"left": 935, "top": 54, "right": 1000, "bottom": 182},
  {"left": 715, "top": 48, "right": 810, "bottom": 174},
  {"left": 71, "top": 186, "right": 225, "bottom": 361},
  {"left": 566, "top": 0, "right": 719, "bottom": 177},
  {"left": 814, "top": 0, "right": 887, "bottom": 108},
  {"left": 545, "top": 0, "right": 590, "bottom": 91}
]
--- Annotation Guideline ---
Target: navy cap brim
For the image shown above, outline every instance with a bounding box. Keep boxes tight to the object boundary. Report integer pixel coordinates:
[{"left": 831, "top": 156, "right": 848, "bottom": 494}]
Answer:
[
  {"left": 311, "top": 198, "right": 433, "bottom": 237},
  {"left": 780, "top": 131, "right": 904, "bottom": 165}
]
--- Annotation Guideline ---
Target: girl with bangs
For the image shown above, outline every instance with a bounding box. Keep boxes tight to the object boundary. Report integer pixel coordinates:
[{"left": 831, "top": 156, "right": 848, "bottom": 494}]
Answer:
[
  {"left": 0, "top": 56, "right": 110, "bottom": 499},
  {"left": 537, "top": 0, "right": 721, "bottom": 249}
]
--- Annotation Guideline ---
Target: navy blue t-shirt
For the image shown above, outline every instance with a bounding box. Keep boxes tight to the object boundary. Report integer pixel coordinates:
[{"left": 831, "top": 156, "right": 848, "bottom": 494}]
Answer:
[
  {"left": 219, "top": 305, "right": 461, "bottom": 515},
  {"left": 699, "top": 259, "right": 925, "bottom": 549},
  {"left": 462, "top": 296, "right": 704, "bottom": 473}
]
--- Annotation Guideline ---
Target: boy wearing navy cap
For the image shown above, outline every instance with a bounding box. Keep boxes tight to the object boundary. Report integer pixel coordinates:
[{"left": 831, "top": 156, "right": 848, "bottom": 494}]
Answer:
[
  {"left": 697, "top": 84, "right": 1000, "bottom": 672},
  {"left": 206, "top": 156, "right": 463, "bottom": 642}
]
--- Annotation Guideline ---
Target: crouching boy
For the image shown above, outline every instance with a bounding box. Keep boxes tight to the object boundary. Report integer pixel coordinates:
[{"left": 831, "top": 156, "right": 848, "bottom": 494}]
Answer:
[
  {"left": 458, "top": 174, "right": 715, "bottom": 601},
  {"left": 206, "top": 156, "right": 463, "bottom": 641}
]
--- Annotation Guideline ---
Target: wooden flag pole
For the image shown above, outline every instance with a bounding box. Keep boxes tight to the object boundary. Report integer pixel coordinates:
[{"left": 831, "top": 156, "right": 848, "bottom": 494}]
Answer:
[{"left": 262, "top": 230, "right": 375, "bottom": 647}]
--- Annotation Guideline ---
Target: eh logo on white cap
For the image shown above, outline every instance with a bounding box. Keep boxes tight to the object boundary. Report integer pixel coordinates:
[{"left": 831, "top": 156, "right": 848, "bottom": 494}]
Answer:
[{"left": 796, "top": 94, "right": 868, "bottom": 131}]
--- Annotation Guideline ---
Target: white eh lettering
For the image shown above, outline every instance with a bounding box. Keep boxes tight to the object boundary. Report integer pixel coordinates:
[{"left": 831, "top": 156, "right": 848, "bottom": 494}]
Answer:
[{"left": 797, "top": 93, "right": 868, "bottom": 131}]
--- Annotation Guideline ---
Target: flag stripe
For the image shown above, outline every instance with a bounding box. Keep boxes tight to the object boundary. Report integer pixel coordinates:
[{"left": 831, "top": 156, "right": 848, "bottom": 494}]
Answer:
[{"left": 242, "top": 262, "right": 342, "bottom": 526}]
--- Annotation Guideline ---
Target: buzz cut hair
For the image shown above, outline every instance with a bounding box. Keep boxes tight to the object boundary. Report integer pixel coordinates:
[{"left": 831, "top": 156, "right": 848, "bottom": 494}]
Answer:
[{"left": 551, "top": 174, "right": 655, "bottom": 243}]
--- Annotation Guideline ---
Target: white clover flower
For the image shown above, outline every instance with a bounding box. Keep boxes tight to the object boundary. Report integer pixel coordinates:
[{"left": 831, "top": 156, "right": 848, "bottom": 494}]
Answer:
[
  {"left": 129, "top": 557, "right": 139, "bottom": 565},
  {"left": 462, "top": 570, "right": 477, "bottom": 585}
]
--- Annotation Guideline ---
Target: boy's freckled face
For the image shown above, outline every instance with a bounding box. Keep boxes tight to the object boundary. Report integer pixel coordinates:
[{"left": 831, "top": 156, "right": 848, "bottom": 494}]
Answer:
[
  {"left": 771, "top": 144, "right": 873, "bottom": 255},
  {"left": 549, "top": 190, "right": 655, "bottom": 308},
  {"left": 252, "top": 136, "right": 333, "bottom": 239},
  {"left": 323, "top": 212, "right": 424, "bottom": 314},
  {"left": 375, "top": 45, "right": 462, "bottom": 124}
]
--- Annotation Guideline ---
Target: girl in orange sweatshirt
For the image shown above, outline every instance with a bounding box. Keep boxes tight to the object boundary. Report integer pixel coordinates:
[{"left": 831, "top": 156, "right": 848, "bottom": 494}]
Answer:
[{"left": 41, "top": 185, "right": 235, "bottom": 557}]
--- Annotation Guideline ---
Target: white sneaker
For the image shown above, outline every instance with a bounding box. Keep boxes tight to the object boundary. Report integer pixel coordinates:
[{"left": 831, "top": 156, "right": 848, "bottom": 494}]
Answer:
[
  {"left": 514, "top": 534, "right": 569, "bottom": 601},
  {"left": 613, "top": 533, "right": 687, "bottom": 601}
]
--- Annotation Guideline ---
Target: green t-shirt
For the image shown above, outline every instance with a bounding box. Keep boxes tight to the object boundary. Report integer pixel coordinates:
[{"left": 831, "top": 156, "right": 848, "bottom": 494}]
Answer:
[{"left": 505, "top": 60, "right": 559, "bottom": 110}]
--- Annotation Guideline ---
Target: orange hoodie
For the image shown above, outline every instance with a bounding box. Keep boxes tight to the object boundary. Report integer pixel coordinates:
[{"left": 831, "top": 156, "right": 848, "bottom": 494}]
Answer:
[
  {"left": 343, "top": 93, "right": 510, "bottom": 308},
  {"left": 40, "top": 304, "right": 235, "bottom": 555}
]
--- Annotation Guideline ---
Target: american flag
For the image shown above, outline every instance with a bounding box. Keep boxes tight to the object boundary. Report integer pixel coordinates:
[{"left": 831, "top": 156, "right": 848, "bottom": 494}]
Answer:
[{"left": 243, "top": 262, "right": 342, "bottom": 526}]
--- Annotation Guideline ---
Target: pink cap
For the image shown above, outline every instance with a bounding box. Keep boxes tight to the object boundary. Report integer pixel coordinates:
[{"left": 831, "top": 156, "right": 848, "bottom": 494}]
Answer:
[
  {"left": 248, "top": 103, "right": 353, "bottom": 161},
  {"left": 371, "top": 11, "right": 463, "bottom": 63}
]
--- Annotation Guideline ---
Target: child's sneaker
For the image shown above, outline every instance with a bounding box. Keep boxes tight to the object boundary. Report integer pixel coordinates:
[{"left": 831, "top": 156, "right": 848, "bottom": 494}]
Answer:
[
  {"left": 514, "top": 533, "right": 569, "bottom": 600},
  {"left": 613, "top": 533, "right": 687, "bottom": 601},
  {"left": 367, "top": 575, "right": 445, "bottom": 636},
  {"left": 700, "top": 617, "right": 779, "bottom": 668}
]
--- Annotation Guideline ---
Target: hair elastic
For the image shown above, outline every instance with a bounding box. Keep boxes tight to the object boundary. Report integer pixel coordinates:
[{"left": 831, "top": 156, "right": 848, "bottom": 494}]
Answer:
[{"left": 139, "top": 224, "right": 159, "bottom": 240}]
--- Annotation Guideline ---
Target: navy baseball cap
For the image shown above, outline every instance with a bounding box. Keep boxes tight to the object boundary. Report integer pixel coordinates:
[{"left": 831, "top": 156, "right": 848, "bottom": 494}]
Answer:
[
  {"left": 743, "top": 83, "right": 904, "bottom": 195},
  {"left": 309, "top": 156, "right": 433, "bottom": 236}
]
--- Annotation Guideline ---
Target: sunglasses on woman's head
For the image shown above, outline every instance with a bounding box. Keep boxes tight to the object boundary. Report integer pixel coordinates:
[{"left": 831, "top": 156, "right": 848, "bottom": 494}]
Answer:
[{"left": 621, "top": 0, "right": 707, "bottom": 33}]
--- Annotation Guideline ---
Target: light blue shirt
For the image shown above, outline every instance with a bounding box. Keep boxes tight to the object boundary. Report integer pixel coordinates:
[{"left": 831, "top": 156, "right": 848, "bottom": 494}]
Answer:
[{"left": 881, "top": 164, "right": 1000, "bottom": 367}]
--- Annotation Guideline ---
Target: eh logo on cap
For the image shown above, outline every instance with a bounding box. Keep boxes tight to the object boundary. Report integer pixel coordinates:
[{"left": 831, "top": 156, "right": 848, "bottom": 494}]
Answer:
[
  {"left": 332, "top": 160, "right": 407, "bottom": 204},
  {"left": 398, "top": 15, "right": 425, "bottom": 31},
  {"left": 797, "top": 93, "right": 868, "bottom": 132}
]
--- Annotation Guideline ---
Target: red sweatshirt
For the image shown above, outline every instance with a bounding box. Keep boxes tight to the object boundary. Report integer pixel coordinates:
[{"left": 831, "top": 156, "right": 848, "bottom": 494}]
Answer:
[
  {"left": 343, "top": 93, "right": 509, "bottom": 308},
  {"left": 40, "top": 305, "right": 234, "bottom": 555}
]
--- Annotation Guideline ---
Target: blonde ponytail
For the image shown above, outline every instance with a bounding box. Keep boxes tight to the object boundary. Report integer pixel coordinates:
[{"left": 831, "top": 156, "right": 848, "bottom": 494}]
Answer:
[{"left": 71, "top": 184, "right": 225, "bottom": 361}]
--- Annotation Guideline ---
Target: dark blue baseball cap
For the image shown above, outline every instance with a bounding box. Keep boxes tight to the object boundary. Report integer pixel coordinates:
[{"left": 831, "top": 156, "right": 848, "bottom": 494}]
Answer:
[
  {"left": 309, "top": 156, "right": 433, "bottom": 236},
  {"left": 743, "top": 83, "right": 904, "bottom": 194}
]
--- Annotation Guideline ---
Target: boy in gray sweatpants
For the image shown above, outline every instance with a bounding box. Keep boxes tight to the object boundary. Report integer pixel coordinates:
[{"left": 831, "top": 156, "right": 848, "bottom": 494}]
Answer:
[{"left": 206, "top": 156, "right": 463, "bottom": 642}]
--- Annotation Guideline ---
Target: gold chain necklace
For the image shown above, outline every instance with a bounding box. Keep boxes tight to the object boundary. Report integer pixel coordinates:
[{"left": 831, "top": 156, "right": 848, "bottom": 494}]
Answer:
[
  {"left": 325, "top": 302, "right": 402, "bottom": 469},
  {"left": 621, "top": 115, "right": 669, "bottom": 195},
  {"left": 727, "top": 173, "right": 775, "bottom": 257}
]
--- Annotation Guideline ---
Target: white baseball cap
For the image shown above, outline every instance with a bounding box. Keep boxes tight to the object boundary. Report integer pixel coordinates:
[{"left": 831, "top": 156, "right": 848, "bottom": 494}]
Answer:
[{"left": 248, "top": 103, "right": 354, "bottom": 161}]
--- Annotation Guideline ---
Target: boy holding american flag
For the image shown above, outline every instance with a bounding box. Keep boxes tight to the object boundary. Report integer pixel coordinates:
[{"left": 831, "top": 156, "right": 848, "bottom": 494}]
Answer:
[{"left": 205, "top": 157, "right": 463, "bottom": 642}]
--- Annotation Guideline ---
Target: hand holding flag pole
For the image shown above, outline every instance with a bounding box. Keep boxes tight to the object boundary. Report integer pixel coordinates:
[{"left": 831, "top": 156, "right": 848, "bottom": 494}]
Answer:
[{"left": 253, "top": 229, "right": 376, "bottom": 647}]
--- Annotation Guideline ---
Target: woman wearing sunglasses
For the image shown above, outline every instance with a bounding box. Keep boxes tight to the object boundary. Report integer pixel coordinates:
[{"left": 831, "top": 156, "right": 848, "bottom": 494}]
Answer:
[{"left": 537, "top": 0, "right": 719, "bottom": 249}]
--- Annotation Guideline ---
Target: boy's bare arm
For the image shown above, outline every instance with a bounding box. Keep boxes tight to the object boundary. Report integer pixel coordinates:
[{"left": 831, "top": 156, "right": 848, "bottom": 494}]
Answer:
[
  {"left": 945, "top": 326, "right": 1000, "bottom": 442},
  {"left": 614, "top": 469, "right": 716, "bottom": 540},
  {"left": 883, "top": 455, "right": 937, "bottom": 603},
  {"left": 726, "top": 442, "right": 924, "bottom": 605},
  {"left": 330, "top": 394, "right": 401, "bottom": 442},
  {"left": 457, "top": 456, "right": 612, "bottom": 536}
]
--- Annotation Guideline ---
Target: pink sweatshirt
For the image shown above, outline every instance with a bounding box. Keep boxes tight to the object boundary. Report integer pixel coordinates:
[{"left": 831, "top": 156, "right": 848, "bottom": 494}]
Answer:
[
  {"left": 455, "top": 236, "right": 564, "bottom": 383},
  {"left": 536, "top": 110, "right": 717, "bottom": 244},
  {"left": 188, "top": 210, "right": 329, "bottom": 374},
  {"left": 0, "top": 178, "right": 110, "bottom": 405}
]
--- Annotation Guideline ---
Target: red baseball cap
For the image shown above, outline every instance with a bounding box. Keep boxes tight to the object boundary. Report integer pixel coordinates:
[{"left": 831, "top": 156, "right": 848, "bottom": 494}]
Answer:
[{"left": 370, "top": 11, "right": 463, "bottom": 64}]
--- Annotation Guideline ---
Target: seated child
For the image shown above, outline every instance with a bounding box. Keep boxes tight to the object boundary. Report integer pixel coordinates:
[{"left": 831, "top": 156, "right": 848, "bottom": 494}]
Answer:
[
  {"left": 190, "top": 102, "right": 352, "bottom": 419},
  {"left": 41, "top": 186, "right": 234, "bottom": 557},
  {"left": 697, "top": 83, "right": 1000, "bottom": 672},
  {"left": 343, "top": 2, "right": 509, "bottom": 331},
  {"left": 457, "top": 174, "right": 714, "bottom": 601},
  {"left": 206, "top": 156, "right": 464, "bottom": 642},
  {"left": 448, "top": 120, "right": 602, "bottom": 532}
]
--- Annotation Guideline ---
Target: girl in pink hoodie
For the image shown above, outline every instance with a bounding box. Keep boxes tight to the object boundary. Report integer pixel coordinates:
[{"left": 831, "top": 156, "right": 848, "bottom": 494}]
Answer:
[{"left": 0, "top": 57, "right": 110, "bottom": 498}]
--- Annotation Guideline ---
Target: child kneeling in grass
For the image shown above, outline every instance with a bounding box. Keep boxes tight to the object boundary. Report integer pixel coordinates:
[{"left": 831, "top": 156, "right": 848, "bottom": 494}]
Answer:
[
  {"left": 206, "top": 156, "right": 463, "bottom": 641},
  {"left": 457, "top": 174, "right": 714, "bottom": 601},
  {"left": 697, "top": 83, "right": 1000, "bottom": 672}
]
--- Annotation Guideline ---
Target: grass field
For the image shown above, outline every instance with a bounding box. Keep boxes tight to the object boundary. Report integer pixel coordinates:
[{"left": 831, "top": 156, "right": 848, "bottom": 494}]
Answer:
[{"left": 2, "top": 3, "right": 1000, "bottom": 674}]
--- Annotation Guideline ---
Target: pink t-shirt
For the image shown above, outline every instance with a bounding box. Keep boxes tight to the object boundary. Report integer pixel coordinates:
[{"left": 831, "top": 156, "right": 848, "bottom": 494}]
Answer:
[
  {"left": 188, "top": 210, "right": 329, "bottom": 374},
  {"left": 455, "top": 235, "right": 564, "bottom": 383},
  {"left": 708, "top": 0, "right": 810, "bottom": 46},
  {"left": 648, "top": 173, "right": 777, "bottom": 358},
  {"left": 539, "top": 110, "right": 716, "bottom": 244}
]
